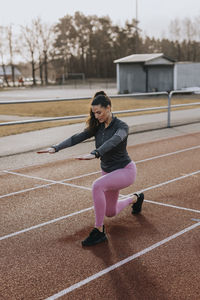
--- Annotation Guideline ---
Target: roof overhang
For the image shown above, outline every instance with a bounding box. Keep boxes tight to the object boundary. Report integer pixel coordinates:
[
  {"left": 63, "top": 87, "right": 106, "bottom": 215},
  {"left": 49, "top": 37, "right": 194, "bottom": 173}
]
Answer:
[{"left": 114, "top": 53, "right": 175, "bottom": 65}]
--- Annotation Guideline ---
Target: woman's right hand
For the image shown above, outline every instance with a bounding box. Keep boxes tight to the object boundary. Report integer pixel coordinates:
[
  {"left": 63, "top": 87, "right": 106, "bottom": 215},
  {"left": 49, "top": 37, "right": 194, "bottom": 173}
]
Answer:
[{"left": 37, "top": 147, "right": 56, "bottom": 154}]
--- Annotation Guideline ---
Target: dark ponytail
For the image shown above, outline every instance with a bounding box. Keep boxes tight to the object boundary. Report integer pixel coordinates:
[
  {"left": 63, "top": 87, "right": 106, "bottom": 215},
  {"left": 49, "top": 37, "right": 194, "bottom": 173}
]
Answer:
[{"left": 86, "top": 91, "right": 112, "bottom": 134}]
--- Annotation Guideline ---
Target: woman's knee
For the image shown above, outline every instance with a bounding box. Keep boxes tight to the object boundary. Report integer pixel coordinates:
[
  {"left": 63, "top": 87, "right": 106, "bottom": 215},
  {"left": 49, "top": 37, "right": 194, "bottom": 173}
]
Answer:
[{"left": 92, "top": 178, "right": 104, "bottom": 192}]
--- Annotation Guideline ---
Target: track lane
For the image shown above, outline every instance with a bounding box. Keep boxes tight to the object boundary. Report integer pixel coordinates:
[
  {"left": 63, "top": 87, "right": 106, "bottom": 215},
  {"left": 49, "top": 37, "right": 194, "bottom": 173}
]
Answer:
[
  {"left": 66, "top": 226, "right": 200, "bottom": 300},
  {"left": 0, "top": 186, "right": 92, "bottom": 236},
  {"left": 1, "top": 143, "right": 200, "bottom": 200},
  {"left": 0, "top": 203, "right": 199, "bottom": 300},
  {"left": 126, "top": 131, "right": 200, "bottom": 162},
  {"left": 0, "top": 132, "right": 200, "bottom": 300},
  {"left": 0, "top": 172, "right": 47, "bottom": 197},
  {"left": 0, "top": 148, "right": 199, "bottom": 239},
  {"left": 1, "top": 144, "right": 200, "bottom": 201},
  {"left": 146, "top": 174, "right": 200, "bottom": 210}
]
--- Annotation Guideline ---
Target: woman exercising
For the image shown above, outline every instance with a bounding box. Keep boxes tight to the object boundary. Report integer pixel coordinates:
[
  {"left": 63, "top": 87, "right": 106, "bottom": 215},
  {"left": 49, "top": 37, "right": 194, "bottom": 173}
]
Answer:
[{"left": 38, "top": 91, "right": 144, "bottom": 246}]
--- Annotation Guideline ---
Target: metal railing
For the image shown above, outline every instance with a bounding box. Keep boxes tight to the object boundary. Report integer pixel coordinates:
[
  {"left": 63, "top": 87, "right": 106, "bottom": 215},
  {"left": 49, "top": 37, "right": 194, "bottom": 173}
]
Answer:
[
  {"left": 167, "top": 90, "right": 200, "bottom": 127},
  {"left": 0, "top": 90, "right": 200, "bottom": 128}
]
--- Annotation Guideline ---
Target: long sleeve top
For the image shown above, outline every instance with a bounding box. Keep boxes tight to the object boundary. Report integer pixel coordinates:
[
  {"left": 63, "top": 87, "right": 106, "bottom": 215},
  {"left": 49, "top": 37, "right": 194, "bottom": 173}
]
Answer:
[{"left": 52, "top": 116, "right": 131, "bottom": 173}]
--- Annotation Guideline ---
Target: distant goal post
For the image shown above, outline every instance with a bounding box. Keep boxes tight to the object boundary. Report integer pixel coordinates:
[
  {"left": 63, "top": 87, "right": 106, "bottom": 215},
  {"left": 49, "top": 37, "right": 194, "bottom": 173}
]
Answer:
[{"left": 65, "top": 73, "right": 85, "bottom": 80}]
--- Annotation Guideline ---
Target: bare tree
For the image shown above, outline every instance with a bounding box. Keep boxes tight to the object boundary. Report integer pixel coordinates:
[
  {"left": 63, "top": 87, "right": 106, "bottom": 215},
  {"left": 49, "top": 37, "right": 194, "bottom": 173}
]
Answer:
[
  {"left": 0, "top": 26, "right": 10, "bottom": 87},
  {"left": 183, "top": 18, "right": 196, "bottom": 60},
  {"left": 53, "top": 14, "right": 77, "bottom": 82},
  {"left": 20, "top": 22, "right": 38, "bottom": 85},
  {"left": 169, "top": 19, "right": 182, "bottom": 60},
  {"left": 194, "top": 16, "right": 200, "bottom": 41},
  {"left": 7, "top": 24, "right": 16, "bottom": 86},
  {"left": 34, "top": 17, "right": 55, "bottom": 85},
  {"left": 183, "top": 18, "right": 195, "bottom": 42},
  {"left": 169, "top": 18, "right": 181, "bottom": 41}
]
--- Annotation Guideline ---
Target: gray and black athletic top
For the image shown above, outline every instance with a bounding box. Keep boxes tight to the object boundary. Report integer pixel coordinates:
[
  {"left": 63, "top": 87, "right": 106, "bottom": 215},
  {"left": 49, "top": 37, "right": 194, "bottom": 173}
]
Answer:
[{"left": 52, "top": 116, "right": 131, "bottom": 173}]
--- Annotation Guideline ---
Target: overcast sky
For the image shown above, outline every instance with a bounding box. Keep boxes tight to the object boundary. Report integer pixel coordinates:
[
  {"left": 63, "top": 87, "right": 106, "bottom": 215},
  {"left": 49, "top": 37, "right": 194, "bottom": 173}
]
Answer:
[{"left": 1, "top": 0, "right": 200, "bottom": 38}]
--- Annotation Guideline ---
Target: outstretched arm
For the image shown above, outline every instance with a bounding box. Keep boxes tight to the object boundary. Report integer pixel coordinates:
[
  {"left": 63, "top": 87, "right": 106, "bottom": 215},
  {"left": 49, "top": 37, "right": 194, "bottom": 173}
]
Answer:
[{"left": 37, "top": 129, "right": 94, "bottom": 154}]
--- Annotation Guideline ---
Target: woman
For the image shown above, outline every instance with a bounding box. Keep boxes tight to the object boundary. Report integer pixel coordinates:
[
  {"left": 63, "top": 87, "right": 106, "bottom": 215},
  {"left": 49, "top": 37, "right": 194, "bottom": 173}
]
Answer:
[{"left": 38, "top": 91, "right": 144, "bottom": 246}]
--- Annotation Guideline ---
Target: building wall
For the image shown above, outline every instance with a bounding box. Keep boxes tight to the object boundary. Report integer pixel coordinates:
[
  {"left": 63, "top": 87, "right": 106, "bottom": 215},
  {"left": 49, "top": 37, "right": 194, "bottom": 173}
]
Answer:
[
  {"left": 117, "top": 63, "right": 174, "bottom": 93},
  {"left": 176, "top": 63, "right": 200, "bottom": 89},
  {"left": 118, "top": 63, "right": 146, "bottom": 93},
  {"left": 147, "top": 66, "right": 174, "bottom": 92},
  {"left": 117, "top": 59, "right": 200, "bottom": 93}
]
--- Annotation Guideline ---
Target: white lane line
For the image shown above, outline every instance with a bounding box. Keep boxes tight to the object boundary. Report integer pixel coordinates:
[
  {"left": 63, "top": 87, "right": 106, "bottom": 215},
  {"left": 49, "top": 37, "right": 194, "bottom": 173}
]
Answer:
[
  {"left": 1, "top": 144, "right": 200, "bottom": 176},
  {"left": 136, "top": 144, "right": 200, "bottom": 164},
  {"left": 3, "top": 170, "right": 91, "bottom": 192},
  {"left": 63, "top": 171, "right": 100, "bottom": 181},
  {"left": 141, "top": 170, "right": 200, "bottom": 193},
  {"left": 1, "top": 144, "right": 200, "bottom": 199},
  {"left": 0, "top": 183, "right": 55, "bottom": 199},
  {"left": 119, "top": 170, "right": 200, "bottom": 199},
  {"left": 191, "top": 218, "right": 200, "bottom": 222},
  {"left": 0, "top": 172, "right": 100, "bottom": 199},
  {"left": 45, "top": 222, "right": 200, "bottom": 300},
  {"left": 144, "top": 199, "right": 200, "bottom": 214},
  {"left": 0, "top": 170, "right": 200, "bottom": 242},
  {"left": 2, "top": 167, "right": 200, "bottom": 201},
  {"left": 0, "top": 207, "right": 93, "bottom": 241}
]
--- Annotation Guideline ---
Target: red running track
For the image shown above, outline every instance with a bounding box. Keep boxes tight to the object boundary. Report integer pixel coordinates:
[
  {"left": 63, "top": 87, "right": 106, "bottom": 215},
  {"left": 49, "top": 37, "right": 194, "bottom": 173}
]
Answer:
[{"left": 0, "top": 132, "right": 200, "bottom": 300}]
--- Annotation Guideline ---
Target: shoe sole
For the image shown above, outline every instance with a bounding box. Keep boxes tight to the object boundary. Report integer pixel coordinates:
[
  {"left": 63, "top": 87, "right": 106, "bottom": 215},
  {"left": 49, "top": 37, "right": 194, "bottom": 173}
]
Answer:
[{"left": 82, "top": 236, "right": 108, "bottom": 247}]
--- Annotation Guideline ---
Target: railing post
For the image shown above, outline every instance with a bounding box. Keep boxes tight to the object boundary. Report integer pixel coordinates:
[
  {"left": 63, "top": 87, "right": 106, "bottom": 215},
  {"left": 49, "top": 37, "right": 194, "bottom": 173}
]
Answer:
[{"left": 167, "top": 91, "right": 172, "bottom": 128}]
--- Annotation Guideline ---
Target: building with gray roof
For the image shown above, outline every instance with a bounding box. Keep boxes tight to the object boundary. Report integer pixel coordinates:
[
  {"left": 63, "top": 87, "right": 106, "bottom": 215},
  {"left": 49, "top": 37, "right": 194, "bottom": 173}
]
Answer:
[{"left": 114, "top": 53, "right": 200, "bottom": 93}]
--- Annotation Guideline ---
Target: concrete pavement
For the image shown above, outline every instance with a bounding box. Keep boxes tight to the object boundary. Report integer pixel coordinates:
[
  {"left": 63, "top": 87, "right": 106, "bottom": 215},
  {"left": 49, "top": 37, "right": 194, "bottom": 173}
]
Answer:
[{"left": 0, "top": 84, "right": 117, "bottom": 101}]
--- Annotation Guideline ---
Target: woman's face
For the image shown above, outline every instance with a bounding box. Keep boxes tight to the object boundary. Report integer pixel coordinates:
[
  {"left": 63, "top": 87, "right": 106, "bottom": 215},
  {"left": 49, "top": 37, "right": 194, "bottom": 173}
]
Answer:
[{"left": 92, "top": 105, "right": 111, "bottom": 123}]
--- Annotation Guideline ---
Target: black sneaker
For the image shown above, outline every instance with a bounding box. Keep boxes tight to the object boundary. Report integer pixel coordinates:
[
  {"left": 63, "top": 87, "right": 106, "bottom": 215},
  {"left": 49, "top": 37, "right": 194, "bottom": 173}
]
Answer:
[
  {"left": 82, "top": 226, "right": 107, "bottom": 246},
  {"left": 132, "top": 193, "right": 144, "bottom": 214}
]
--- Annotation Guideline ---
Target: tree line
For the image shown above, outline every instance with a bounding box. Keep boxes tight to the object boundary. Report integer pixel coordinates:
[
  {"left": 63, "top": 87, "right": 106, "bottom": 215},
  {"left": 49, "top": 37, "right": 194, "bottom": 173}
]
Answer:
[{"left": 0, "top": 12, "right": 200, "bottom": 86}]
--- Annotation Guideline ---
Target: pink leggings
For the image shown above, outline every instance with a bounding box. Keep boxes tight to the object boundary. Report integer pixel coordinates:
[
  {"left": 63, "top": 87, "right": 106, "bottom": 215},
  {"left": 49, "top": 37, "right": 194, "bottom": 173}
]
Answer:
[{"left": 92, "top": 161, "right": 137, "bottom": 227}]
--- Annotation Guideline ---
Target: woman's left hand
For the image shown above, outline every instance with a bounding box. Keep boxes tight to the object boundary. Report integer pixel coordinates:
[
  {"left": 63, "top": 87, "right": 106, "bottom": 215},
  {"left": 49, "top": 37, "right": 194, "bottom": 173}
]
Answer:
[{"left": 76, "top": 154, "right": 96, "bottom": 160}]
